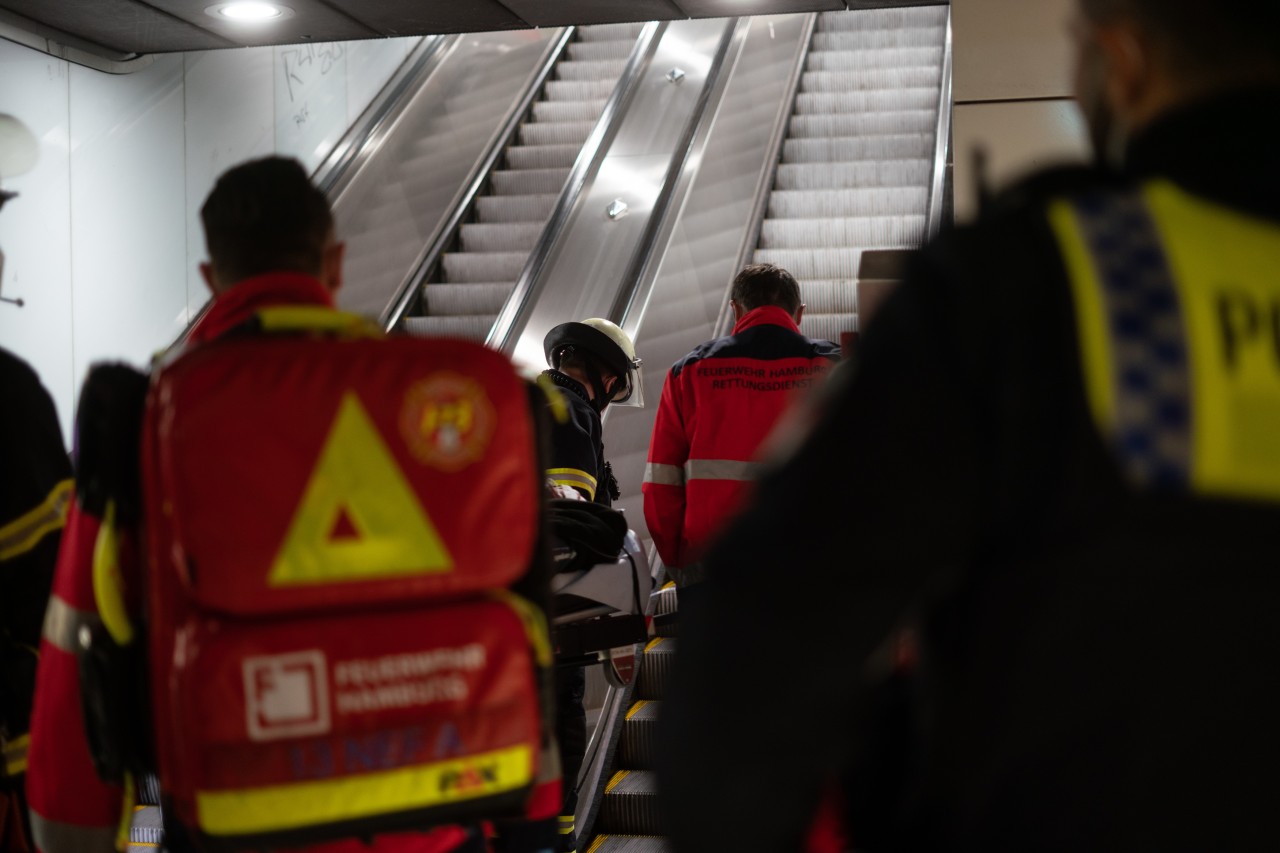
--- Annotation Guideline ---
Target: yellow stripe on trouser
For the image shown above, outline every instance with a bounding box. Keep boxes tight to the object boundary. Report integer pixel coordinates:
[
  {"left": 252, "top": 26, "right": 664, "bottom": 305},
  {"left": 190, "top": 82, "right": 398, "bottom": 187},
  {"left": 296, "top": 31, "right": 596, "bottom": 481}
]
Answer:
[
  {"left": 3, "top": 732, "right": 28, "bottom": 776},
  {"left": 0, "top": 478, "right": 72, "bottom": 561},
  {"left": 196, "top": 744, "right": 532, "bottom": 836},
  {"left": 547, "top": 468, "right": 597, "bottom": 501},
  {"left": 1052, "top": 180, "right": 1280, "bottom": 501}
]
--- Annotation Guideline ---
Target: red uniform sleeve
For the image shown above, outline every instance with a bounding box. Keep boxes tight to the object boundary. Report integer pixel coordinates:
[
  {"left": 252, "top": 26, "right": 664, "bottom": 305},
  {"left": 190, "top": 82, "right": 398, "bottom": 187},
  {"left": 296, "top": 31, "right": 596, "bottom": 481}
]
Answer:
[
  {"left": 643, "top": 369, "right": 690, "bottom": 569},
  {"left": 26, "top": 503, "right": 124, "bottom": 853}
]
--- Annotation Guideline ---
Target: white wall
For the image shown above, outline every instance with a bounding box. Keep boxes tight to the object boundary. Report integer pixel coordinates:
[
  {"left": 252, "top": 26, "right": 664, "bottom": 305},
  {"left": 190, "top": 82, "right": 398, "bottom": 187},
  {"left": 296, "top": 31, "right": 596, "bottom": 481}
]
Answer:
[
  {"left": 0, "top": 35, "right": 419, "bottom": 447},
  {"left": 951, "top": 0, "right": 1091, "bottom": 221}
]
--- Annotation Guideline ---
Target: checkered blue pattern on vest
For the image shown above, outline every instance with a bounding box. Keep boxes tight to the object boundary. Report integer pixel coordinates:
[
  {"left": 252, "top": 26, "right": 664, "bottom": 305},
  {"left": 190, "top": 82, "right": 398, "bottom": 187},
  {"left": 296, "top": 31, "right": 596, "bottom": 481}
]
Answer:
[{"left": 1072, "top": 190, "right": 1192, "bottom": 488}]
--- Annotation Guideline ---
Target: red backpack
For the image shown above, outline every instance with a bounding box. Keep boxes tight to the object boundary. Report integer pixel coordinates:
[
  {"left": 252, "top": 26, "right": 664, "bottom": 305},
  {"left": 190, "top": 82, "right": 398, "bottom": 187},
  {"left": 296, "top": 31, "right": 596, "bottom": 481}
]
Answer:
[{"left": 139, "top": 329, "right": 556, "bottom": 850}]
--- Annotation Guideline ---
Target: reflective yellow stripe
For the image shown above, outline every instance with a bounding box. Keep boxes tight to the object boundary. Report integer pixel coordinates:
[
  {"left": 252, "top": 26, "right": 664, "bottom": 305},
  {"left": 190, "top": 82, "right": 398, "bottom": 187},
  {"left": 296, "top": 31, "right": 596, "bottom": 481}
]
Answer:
[
  {"left": 1056, "top": 182, "right": 1280, "bottom": 500},
  {"left": 1049, "top": 200, "right": 1118, "bottom": 433},
  {"left": 547, "top": 468, "right": 597, "bottom": 501},
  {"left": 1143, "top": 181, "right": 1280, "bottom": 499},
  {"left": 625, "top": 701, "right": 648, "bottom": 720},
  {"left": 644, "top": 637, "right": 664, "bottom": 652},
  {"left": 487, "top": 590, "right": 553, "bottom": 668},
  {"left": 0, "top": 478, "right": 72, "bottom": 561},
  {"left": 93, "top": 501, "right": 135, "bottom": 647},
  {"left": 604, "top": 770, "right": 628, "bottom": 793},
  {"left": 643, "top": 462, "right": 684, "bottom": 487},
  {"left": 586, "top": 837, "right": 608, "bottom": 853},
  {"left": 3, "top": 732, "right": 28, "bottom": 776},
  {"left": 196, "top": 744, "right": 532, "bottom": 836},
  {"left": 254, "top": 307, "right": 379, "bottom": 337},
  {"left": 42, "top": 594, "right": 102, "bottom": 654}
]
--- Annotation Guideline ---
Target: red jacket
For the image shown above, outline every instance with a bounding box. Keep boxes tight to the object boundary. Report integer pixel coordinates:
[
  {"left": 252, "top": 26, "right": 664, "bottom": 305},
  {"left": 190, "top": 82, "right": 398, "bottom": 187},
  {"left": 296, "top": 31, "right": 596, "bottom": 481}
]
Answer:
[
  {"left": 26, "top": 273, "right": 470, "bottom": 853},
  {"left": 642, "top": 306, "right": 839, "bottom": 571}
]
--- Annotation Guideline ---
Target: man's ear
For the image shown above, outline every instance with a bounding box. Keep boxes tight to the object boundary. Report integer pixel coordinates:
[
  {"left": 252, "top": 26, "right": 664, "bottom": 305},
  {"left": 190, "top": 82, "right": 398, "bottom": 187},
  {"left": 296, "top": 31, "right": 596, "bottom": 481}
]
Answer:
[
  {"left": 794, "top": 303, "right": 805, "bottom": 325},
  {"left": 321, "top": 241, "right": 346, "bottom": 294},
  {"left": 731, "top": 299, "right": 746, "bottom": 322},
  {"left": 1093, "top": 20, "right": 1151, "bottom": 122}
]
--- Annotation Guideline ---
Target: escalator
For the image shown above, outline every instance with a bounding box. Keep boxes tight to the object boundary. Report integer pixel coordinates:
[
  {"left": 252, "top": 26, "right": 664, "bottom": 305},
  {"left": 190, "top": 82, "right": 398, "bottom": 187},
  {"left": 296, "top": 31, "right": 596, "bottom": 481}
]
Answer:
[
  {"left": 580, "top": 8, "right": 951, "bottom": 851},
  {"left": 754, "top": 4, "right": 947, "bottom": 342},
  {"left": 402, "top": 23, "right": 645, "bottom": 341},
  {"left": 126, "top": 7, "right": 949, "bottom": 850}
]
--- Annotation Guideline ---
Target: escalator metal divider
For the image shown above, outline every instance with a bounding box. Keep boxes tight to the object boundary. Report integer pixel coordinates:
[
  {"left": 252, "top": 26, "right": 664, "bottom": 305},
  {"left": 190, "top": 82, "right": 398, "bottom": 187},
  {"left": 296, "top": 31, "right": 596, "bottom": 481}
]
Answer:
[{"left": 402, "top": 22, "right": 656, "bottom": 344}]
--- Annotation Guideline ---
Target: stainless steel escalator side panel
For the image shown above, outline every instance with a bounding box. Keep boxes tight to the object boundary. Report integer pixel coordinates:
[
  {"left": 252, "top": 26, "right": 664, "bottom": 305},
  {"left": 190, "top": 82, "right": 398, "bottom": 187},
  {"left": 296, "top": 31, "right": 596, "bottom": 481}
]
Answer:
[
  {"left": 328, "top": 28, "right": 570, "bottom": 320},
  {"left": 501, "top": 17, "right": 740, "bottom": 373},
  {"left": 602, "top": 14, "right": 817, "bottom": 544},
  {"left": 925, "top": 7, "right": 953, "bottom": 239},
  {"left": 312, "top": 35, "right": 436, "bottom": 199},
  {"left": 488, "top": 20, "right": 667, "bottom": 357}
]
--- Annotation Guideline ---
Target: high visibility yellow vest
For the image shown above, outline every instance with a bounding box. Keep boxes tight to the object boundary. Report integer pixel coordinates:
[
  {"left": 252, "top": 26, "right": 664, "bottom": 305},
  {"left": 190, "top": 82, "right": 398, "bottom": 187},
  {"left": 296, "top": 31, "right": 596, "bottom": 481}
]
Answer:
[{"left": 1049, "top": 180, "right": 1280, "bottom": 501}]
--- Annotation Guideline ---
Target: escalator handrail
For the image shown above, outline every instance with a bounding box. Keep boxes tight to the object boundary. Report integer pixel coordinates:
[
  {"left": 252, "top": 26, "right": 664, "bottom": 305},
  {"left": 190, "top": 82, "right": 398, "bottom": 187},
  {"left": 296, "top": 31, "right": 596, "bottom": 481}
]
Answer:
[
  {"left": 312, "top": 34, "right": 445, "bottom": 201},
  {"left": 611, "top": 18, "right": 746, "bottom": 331},
  {"left": 718, "top": 13, "right": 820, "bottom": 339},
  {"left": 379, "top": 27, "right": 578, "bottom": 332},
  {"left": 170, "top": 35, "right": 444, "bottom": 346},
  {"left": 925, "top": 9, "right": 954, "bottom": 239},
  {"left": 487, "top": 21, "right": 668, "bottom": 355}
]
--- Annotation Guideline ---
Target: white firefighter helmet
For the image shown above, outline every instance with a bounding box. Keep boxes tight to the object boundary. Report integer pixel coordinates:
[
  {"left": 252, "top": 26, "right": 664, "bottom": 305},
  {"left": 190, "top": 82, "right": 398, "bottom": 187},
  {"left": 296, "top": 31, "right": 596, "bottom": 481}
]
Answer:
[{"left": 543, "top": 317, "right": 644, "bottom": 408}]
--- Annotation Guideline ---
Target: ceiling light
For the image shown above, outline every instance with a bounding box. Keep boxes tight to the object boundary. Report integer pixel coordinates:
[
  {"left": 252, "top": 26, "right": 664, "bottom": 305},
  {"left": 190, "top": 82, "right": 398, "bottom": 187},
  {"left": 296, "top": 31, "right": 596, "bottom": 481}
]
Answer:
[{"left": 205, "top": 2, "right": 294, "bottom": 22}]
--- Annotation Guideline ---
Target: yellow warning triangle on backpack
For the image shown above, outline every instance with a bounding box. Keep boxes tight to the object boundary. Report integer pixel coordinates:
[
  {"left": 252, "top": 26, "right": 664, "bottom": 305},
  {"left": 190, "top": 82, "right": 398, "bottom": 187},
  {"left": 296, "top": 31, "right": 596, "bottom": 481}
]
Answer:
[{"left": 270, "top": 392, "right": 454, "bottom": 586}]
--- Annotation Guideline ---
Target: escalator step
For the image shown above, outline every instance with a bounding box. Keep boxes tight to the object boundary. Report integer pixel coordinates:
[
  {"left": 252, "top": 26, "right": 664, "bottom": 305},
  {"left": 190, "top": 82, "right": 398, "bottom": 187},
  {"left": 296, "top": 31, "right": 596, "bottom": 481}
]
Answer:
[
  {"left": 787, "top": 110, "right": 937, "bottom": 139},
  {"left": 637, "top": 637, "right": 675, "bottom": 700},
  {"left": 491, "top": 167, "right": 574, "bottom": 195},
  {"left": 810, "top": 26, "right": 946, "bottom": 50},
  {"left": 532, "top": 98, "right": 609, "bottom": 123},
  {"left": 753, "top": 248, "right": 867, "bottom": 280},
  {"left": 800, "top": 312, "right": 858, "bottom": 344},
  {"left": 556, "top": 59, "right": 629, "bottom": 82},
  {"left": 441, "top": 251, "right": 529, "bottom": 282},
  {"left": 801, "top": 67, "right": 941, "bottom": 92},
  {"left": 597, "top": 771, "right": 663, "bottom": 836},
  {"left": 758, "top": 215, "right": 926, "bottom": 250},
  {"left": 576, "top": 22, "right": 647, "bottom": 42},
  {"left": 475, "top": 193, "right": 558, "bottom": 223},
  {"left": 505, "top": 143, "right": 583, "bottom": 171},
  {"left": 422, "top": 282, "right": 513, "bottom": 315},
  {"left": 543, "top": 79, "right": 618, "bottom": 102},
  {"left": 567, "top": 40, "right": 641, "bottom": 63},
  {"left": 806, "top": 45, "right": 943, "bottom": 72},
  {"left": 586, "top": 835, "right": 673, "bottom": 852},
  {"left": 791, "top": 279, "right": 857, "bottom": 315},
  {"left": 519, "top": 119, "right": 597, "bottom": 147},
  {"left": 130, "top": 805, "right": 164, "bottom": 844},
  {"left": 782, "top": 135, "right": 932, "bottom": 164},
  {"left": 793, "top": 88, "right": 937, "bottom": 115},
  {"left": 818, "top": 5, "right": 948, "bottom": 30},
  {"left": 774, "top": 160, "right": 931, "bottom": 190},
  {"left": 768, "top": 187, "right": 928, "bottom": 218},
  {"left": 653, "top": 582, "right": 678, "bottom": 617},
  {"left": 459, "top": 221, "right": 546, "bottom": 253},
  {"left": 618, "top": 700, "right": 662, "bottom": 769},
  {"left": 402, "top": 315, "right": 494, "bottom": 341}
]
